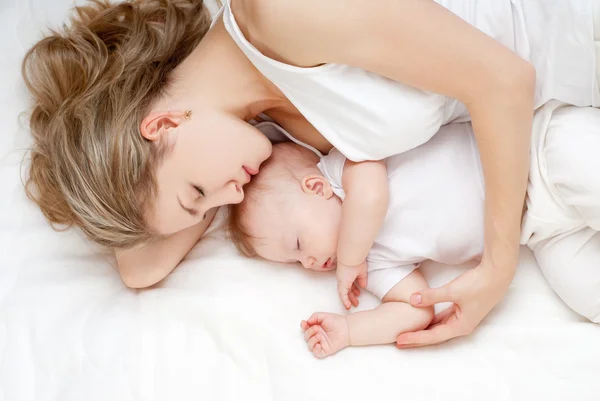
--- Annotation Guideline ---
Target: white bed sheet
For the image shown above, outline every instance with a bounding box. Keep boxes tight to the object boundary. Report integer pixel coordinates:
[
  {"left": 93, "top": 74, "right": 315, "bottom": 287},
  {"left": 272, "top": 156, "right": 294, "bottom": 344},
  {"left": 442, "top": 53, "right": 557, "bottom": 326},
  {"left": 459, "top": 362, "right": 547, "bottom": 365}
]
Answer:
[{"left": 1, "top": 1, "right": 599, "bottom": 400}]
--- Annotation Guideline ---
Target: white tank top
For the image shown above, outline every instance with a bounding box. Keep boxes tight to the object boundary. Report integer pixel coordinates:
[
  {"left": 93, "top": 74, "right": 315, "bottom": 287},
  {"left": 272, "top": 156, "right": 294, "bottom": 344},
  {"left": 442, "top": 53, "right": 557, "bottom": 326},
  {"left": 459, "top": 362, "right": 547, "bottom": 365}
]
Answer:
[{"left": 219, "top": 0, "right": 598, "bottom": 161}]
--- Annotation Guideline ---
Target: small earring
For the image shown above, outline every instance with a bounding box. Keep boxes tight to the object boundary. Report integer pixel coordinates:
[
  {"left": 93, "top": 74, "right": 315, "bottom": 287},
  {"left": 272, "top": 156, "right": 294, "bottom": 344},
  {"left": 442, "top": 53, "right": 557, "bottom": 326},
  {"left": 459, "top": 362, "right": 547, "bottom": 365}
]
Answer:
[{"left": 183, "top": 110, "right": 192, "bottom": 120}]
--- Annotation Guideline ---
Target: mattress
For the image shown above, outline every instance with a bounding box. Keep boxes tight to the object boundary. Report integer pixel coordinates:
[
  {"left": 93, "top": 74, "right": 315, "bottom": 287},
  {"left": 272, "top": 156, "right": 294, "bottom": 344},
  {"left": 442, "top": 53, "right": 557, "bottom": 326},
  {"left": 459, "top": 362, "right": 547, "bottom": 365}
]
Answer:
[{"left": 1, "top": 1, "right": 599, "bottom": 400}]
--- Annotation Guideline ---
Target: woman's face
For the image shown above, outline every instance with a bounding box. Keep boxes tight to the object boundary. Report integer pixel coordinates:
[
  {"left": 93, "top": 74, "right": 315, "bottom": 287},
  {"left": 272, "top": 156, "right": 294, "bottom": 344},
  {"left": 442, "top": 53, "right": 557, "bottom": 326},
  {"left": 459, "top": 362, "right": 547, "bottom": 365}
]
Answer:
[{"left": 147, "top": 112, "right": 272, "bottom": 235}]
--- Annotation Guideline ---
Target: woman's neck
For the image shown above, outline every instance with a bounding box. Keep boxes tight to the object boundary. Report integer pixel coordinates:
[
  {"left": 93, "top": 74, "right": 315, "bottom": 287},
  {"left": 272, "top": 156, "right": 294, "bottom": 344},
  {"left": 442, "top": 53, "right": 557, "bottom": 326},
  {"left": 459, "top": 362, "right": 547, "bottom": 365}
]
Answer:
[
  {"left": 162, "top": 17, "right": 286, "bottom": 121},
  {"left": 155, "top": 16, "right": 333, "bottom": 154}
]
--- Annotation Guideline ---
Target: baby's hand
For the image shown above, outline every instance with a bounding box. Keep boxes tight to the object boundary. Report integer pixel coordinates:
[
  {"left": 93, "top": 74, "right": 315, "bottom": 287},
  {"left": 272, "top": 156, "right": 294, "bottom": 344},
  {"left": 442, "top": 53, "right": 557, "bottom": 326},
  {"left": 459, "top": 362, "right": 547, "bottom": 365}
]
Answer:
[
  {"left": 300, "top": 313, "right": 350, "bottom": 358},
  {"left": 336, "top": 261, "right": 368, "bottom": 309}
]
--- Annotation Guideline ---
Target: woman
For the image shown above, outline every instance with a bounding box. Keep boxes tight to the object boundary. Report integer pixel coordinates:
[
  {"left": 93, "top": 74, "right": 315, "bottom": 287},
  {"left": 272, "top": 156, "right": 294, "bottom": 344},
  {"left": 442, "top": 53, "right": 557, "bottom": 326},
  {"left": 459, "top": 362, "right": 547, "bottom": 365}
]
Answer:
[{"left": 21, "top": 0, "right": 599, "bottom": 347}]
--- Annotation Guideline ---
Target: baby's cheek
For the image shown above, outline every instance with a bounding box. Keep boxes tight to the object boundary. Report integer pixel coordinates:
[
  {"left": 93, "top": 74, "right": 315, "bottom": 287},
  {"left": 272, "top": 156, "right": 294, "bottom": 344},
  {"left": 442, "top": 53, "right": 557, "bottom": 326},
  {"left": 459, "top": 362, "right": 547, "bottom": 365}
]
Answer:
[{"left": 328, "top": 230, "right": 340, "bottom": 252}]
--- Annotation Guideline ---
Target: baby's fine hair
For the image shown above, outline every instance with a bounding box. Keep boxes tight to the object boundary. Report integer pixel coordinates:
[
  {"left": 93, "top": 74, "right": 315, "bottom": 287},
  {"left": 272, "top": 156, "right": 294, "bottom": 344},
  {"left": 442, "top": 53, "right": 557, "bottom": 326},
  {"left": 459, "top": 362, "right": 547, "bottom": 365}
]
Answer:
[{"left": 228, "top": 141, "right": 320, "bottom": 257}]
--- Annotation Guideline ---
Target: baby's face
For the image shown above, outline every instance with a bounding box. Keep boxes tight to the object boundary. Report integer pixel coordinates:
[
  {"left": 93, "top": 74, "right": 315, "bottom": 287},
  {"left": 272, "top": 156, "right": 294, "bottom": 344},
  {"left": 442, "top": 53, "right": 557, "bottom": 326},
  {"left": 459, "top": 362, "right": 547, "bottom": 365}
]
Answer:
[{"left": 245, "top": 178, "right": 342, "bottom": 272}]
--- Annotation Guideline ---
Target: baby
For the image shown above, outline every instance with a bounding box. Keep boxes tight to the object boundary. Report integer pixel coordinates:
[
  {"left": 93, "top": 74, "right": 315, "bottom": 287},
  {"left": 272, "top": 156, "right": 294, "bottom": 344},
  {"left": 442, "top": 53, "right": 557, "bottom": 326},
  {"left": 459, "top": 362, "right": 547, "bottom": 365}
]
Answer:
[{"left": 229, "top": 122, "right": 485, "bottom": 358}]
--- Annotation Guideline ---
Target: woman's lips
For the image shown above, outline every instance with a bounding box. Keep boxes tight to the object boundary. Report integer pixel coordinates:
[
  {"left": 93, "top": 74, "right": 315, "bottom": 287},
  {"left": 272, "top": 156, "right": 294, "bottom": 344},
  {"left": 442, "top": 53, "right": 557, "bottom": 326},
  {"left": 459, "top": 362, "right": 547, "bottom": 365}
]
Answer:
[
  {"left": 243, "top": 169, "right": 250, "bottom": 182},
  {"left": 243, "top": 166, "right": 258, "bottom": 176},
  {"left": 322, "top": 258, "right": 334, "bottom": 269},
  {"left": 242, "top": 166, "right": 257, "bottom": 183}
]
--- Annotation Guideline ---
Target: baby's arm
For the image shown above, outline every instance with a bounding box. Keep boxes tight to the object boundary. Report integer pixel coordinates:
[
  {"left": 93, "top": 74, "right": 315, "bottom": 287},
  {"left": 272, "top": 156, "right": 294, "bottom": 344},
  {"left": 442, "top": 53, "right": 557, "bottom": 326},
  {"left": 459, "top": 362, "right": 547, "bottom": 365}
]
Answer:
[
  {"left": 336, "top": 160, "right": 389, "bottom": 308},
  {"left": 346, "top": 270, "right": 433, "bottom": 345},
  {"left": 301, "top": 270, "right": 433, "bottom": 358}
]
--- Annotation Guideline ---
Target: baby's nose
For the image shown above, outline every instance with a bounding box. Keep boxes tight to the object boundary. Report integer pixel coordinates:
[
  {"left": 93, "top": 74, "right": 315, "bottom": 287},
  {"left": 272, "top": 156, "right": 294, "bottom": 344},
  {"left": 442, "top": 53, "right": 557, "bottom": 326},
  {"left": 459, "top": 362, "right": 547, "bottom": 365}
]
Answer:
[{"left": 302, "top": 256, "right": 316, "bottom": 269}]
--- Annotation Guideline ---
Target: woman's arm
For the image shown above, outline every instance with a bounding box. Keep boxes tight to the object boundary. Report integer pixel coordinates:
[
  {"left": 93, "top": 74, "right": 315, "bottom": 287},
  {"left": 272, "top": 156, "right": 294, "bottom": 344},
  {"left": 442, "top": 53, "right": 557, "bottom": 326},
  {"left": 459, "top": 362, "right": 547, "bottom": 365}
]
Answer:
[
  {"left": 245, "top": 0, "right": 535, "bottom": 344},
  {"left": 115, "top": 208, "right": 218, "bottom": 288}
]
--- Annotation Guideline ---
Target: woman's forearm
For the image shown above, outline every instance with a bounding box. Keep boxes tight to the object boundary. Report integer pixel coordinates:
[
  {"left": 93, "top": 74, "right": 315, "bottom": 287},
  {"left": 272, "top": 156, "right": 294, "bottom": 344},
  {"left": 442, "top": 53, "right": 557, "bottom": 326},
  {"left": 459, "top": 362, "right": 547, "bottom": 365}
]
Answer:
[
  {"left": 469, "top": 63, "right": 535, "bottom": 272},
  {"left": 115, "top": 208, "right": 218, "bottom": 288}
]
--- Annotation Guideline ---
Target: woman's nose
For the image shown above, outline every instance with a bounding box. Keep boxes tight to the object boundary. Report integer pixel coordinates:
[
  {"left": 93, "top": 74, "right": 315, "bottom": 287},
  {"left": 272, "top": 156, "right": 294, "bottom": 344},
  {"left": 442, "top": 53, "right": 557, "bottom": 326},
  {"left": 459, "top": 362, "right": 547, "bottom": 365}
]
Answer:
[
  {"left": 204, "top": 182, "right": 245, "bottom": 211},
  {"left": 221, "top": 181, "right": 244, "bottom": 205},
  {"left": 301, "top": 256, "right": 316, "bottom": 269}
]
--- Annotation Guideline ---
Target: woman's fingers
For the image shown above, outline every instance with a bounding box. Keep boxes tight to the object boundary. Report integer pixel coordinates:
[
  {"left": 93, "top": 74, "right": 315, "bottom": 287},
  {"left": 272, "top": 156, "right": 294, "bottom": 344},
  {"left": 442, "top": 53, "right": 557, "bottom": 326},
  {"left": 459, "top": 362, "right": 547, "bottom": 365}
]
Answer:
[
  {"left": 396, "top": 321, "right": 461, "bottom": 347},
  {"left": 430, "top": 304, "right": 456, "bottom": 326},
  {"left": 410, "top": 284, "right": 454, "bottom": 307},
  {"left": 399, "top": 262, "right": 514, "bottom": 349}
]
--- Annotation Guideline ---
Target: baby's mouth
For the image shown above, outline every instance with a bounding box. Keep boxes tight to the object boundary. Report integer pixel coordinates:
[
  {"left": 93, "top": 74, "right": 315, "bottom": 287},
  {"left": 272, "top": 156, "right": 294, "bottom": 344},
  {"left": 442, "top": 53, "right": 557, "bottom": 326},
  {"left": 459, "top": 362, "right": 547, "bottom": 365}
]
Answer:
[{"left": 321, "top": 257, "right": 334, "bottom": 270}]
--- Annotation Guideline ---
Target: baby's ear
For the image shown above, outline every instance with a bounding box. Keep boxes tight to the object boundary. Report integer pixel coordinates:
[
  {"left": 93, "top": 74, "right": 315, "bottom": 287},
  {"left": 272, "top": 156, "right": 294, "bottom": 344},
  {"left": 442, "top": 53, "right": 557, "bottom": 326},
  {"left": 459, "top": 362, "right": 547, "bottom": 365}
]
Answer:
[{"left": 301, "top": 175, "right": 333, "bottom": 199}]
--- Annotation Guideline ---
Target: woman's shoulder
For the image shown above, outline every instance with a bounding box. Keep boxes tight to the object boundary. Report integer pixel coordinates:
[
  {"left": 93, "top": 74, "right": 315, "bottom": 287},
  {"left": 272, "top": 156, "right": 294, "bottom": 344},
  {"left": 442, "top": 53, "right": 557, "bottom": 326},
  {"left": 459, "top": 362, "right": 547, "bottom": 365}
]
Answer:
[
  {"left": 230, "top": 0, "right": 341, "bottom": 68},
  {"left": 235, "top": 0, "right": 302, "bottom": 26}
]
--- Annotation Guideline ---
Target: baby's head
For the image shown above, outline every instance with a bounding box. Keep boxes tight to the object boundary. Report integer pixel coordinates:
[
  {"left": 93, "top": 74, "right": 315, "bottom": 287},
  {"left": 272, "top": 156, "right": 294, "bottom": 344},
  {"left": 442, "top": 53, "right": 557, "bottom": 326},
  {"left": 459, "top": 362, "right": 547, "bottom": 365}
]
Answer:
[{"left": 229, "top": 143, "right": 342, "bottom": 271}]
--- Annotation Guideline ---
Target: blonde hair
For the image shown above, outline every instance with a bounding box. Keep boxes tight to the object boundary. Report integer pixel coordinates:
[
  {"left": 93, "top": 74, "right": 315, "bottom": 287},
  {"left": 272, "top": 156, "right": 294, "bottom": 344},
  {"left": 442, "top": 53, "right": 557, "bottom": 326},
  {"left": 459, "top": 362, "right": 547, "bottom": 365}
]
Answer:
[
  {"left": 22, "top": 0, "right": 212, "bottom": 248},
  {"left": 228, "top": 142, "right": 320, "bottom": 257}
]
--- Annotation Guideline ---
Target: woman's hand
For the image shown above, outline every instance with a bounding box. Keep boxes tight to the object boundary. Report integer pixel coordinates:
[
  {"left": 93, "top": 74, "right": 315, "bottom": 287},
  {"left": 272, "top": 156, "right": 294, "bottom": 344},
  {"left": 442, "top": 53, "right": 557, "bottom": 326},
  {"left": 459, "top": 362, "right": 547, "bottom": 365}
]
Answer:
[
  {"left": 116, "top": 208, "right": 217, "bottom": 288},
  {"left": 396, "top": 256, "right": 516, "bottom": 348}
]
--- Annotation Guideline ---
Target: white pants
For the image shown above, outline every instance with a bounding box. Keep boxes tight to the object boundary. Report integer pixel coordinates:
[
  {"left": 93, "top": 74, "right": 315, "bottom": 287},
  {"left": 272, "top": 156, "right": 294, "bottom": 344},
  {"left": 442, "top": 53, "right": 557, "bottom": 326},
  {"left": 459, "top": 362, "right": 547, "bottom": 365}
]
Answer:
[
  {"left": 523, "top": 104, "right": 600, "bottom": 323},
  {"left": 596, "top": 0, "right": 600, "bottom": 90}
]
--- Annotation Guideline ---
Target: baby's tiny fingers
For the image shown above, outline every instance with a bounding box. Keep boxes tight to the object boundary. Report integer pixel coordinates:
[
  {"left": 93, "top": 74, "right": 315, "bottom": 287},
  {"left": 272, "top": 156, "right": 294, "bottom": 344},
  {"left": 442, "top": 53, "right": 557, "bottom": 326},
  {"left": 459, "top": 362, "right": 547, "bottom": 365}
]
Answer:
[
  {"left": 348, "top": 290, "right": 358, "bottom": 307},
  {"left": 304, "top": 325, "right": 321, "bottom": 342},
  {"left": 312, "top": 343, "right": 325, "bottom": 359},
  {"left": 307, "top": 332, "right": 321, "bottom": 351},
  {"left": 357, "top": 274, "right": 368, "bottom": 289},
  {"left": 306, "top": 313, "right": 327, "bottom": 326},
  {"left": 343, "top": 297, "right": 351, "bottom": 310},
  {"left": 338, "top": 289, "right": 351, "bottom": 309}
]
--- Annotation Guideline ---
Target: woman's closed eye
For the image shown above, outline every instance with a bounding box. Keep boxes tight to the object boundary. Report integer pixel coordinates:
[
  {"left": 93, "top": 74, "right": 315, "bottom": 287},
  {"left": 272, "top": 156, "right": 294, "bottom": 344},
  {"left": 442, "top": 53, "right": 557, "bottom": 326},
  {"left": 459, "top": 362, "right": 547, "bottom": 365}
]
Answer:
[
  {"left": 178, "top": 184, "right": 207, "bottom": 219},
  {"left": 296, "top": 238, "right": 301, "bottom": 250},
  {"left": 178, "top": 196, "right": 199, "bottom": 217},
  {"left": 193, "top": 185, "right": 205, "bottom": 197}
]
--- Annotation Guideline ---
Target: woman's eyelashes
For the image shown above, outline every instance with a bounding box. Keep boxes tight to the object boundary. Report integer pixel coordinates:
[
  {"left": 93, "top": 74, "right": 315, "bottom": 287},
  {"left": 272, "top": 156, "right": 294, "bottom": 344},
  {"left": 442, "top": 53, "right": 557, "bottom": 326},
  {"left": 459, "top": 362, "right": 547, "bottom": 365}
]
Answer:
[
  {"left": 193, "top": 185, "right": 205, "bottom": 197},
  {"left": 296, "top": 238, "right": 301, "bottom": 251}
]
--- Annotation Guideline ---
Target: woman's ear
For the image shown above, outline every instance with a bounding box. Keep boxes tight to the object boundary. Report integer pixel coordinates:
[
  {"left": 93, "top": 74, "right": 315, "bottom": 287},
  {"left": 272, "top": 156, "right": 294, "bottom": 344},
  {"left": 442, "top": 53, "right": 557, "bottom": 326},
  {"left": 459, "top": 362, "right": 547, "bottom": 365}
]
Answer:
[
  {"left": 140, "top": 110, "right": 188, "bottom": 141},
  {"left": 301, "top": 175, "right": 334, "bottom": 199}
]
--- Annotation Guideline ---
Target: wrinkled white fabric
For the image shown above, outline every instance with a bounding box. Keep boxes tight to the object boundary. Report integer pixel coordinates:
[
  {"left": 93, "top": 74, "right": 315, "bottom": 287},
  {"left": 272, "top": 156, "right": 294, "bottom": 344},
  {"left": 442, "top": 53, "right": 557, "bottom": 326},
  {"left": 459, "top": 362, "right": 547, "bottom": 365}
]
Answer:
[{"left": 522, "top": 103, "right": 600, "bottom": 322}]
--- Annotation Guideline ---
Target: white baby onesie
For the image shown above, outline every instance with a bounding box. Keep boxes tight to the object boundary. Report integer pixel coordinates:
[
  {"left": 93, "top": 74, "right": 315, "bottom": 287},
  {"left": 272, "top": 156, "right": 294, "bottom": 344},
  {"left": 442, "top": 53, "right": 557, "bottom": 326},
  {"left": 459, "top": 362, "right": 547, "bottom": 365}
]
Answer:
[{"left": 317, "top": 122, "right": 485, "bottom": 299}]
